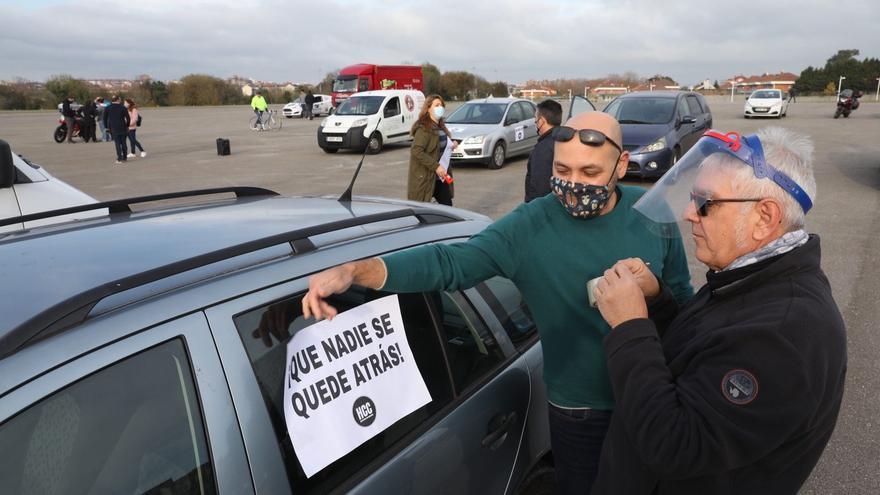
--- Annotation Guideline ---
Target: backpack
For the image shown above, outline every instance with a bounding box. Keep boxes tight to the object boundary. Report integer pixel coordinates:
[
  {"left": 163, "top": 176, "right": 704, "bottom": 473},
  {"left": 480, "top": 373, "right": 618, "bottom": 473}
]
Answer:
[{"left": 136, "top": 113, "right": 143, "bottom": 127}]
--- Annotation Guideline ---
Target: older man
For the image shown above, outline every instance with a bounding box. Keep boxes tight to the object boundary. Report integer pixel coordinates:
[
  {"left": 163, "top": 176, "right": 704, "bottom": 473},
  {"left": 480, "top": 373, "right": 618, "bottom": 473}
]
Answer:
[
  {"left": 303, "top": 111, "right": 694, "bottom": 493},
  {"left": 591, "top": 127, "right": 846, "bottom": 494}
]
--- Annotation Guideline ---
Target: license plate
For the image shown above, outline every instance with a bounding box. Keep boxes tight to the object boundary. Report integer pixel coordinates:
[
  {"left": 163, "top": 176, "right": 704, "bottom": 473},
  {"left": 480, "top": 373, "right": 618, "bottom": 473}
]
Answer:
[
  {"left": 326, "top": 136, "right": 343, "bottom": 142},
  {"left": 754, "top": 107, "right": 768, "bottom": 112},
  {"left": 451, "top": 153, "right": 463, "bottom": 158}
]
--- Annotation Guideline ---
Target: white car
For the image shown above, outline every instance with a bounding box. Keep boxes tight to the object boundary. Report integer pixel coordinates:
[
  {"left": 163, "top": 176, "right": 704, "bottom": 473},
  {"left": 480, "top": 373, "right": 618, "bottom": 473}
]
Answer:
[
  {"left": 744, "top": 89, "right": 789, "bottom": 119},
  {"left": 282, "top": 94, "right": 334, "bottom": 118},
  {"left": 0, "top": 139, "right": 105, "bottom": 233}
]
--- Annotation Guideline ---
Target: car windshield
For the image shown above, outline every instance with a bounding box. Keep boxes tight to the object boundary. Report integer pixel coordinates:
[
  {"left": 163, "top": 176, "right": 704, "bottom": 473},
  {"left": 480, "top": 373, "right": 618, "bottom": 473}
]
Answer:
[
  {"left": 446, "top": 103, "right": 508, "bottom": 125},
  {"left": 334, "top": 96, "right": 384, "bottom": 116},
  {"left": 333, "top": 77, "right": 358, "bottom": 93},
  {"left": 604, "top": 98, "right": 675, "bottom": 124},
  {"left": 751, "top": 90, "right": 780, "bottom": 99}
]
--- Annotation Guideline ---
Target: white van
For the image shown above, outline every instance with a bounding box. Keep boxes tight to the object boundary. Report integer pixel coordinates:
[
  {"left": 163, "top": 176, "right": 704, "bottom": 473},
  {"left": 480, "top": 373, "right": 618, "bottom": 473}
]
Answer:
[
  {"left": 0, "top": 139, "right": 104, "bottom": 233},
  {"left": 317, "top": 90, "right": 425, "bottom": 154},
  {"left": 282, "top": 93, "right": 334, "bottom": 118}
]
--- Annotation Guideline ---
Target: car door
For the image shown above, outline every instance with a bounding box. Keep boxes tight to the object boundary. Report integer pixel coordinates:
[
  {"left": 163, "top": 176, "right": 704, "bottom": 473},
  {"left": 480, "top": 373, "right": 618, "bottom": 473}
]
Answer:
[
  {"left": 685, "top": 94, "right": 708, "bottom": 138},
  {"left": 503, "top": 103, "right": 527, "bottom": 154},
  {"left": 675, "top": 95, "right": 698, "bottom": 152},
  {"left": 516, "top": 101, "right": 540, "bottom": 153},
  {"left": 0, "top": 313, "right": 252, "bottom": 494},
  {"left": 205, "top": 275, "right": 529, "bottom": 495},
  {"left": 379, "top": 96, "right": 408, "bottom": 143},
  {"left": 567, "top": 95, "right": 597, "bottom": 120}
]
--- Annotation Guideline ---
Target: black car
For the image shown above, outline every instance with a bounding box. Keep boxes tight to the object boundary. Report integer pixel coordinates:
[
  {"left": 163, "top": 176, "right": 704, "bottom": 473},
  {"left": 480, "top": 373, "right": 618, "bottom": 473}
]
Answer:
[{"left": 602, "top": 91, "right": 712, "bottom": 179}]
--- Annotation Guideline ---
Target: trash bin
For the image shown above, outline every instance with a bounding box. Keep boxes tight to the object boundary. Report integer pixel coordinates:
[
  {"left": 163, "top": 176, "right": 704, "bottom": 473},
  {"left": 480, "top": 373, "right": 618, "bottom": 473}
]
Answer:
[{"left": 216, "top": 138, "right": 230, "bottom": 156}]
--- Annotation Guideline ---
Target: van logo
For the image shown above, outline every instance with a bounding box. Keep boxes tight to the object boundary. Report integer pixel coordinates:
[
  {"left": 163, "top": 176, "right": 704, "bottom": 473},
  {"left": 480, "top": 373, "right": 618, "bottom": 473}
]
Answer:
[
  {"left": 405, "top": 95, "right": 414, "bottom": 112},
  {"left": 335, "top": 122, "right": 342, "bottom": 126},
  {"left": 352, "top": 396, "right": 376, "bottom": 427}
]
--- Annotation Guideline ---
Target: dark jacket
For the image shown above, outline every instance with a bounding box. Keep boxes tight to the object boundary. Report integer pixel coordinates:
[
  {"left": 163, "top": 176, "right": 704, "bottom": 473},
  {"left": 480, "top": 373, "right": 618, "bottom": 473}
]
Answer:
[
  {"left": 304, "top": 92, "right": 315, "bottom": 106},
  {"left": 524, "top": 128, "right": 555, "bottom": 202},
  {"left": 408, "top": 123, "right": 453, "bottom": 202},
  {"left": 81, "top": 100, "right": 97, "bottom": 119},
  {"left": 62, "top": 100, "right": 76, "bottom": 118},
  {"left": 593, "top": 235, "right": 846, "bottom": 495},
  {"left": 103, "top": 102, "right": 130, "bottom": 135}
]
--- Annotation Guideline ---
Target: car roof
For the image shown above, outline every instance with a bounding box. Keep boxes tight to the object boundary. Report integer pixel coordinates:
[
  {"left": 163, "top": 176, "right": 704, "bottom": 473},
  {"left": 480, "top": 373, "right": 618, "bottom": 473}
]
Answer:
[
  {"left": 463, "top": 97, "right": 521, "bottom": 104},
  {"left": 617, "top": 91, "right": 686, "bottom": 99},
  {"left": 353, "top": 90, "right": 423, "bottom": 97},
  {"left": 0, "top": 192, "right": 485, "bottom": 356}
]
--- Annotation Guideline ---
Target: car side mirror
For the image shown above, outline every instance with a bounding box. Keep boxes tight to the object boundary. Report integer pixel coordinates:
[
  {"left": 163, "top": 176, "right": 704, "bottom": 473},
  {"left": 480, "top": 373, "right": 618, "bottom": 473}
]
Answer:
[
  {"left": 680, "top": 115, "right": 697, "bottom": 125},
  {"left": 0, "top": 139, "right": 15, "bottom": 189}
]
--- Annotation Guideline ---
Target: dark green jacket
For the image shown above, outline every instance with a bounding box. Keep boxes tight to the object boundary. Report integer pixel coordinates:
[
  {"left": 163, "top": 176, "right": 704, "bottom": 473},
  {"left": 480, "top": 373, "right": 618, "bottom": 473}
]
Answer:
[{"left": 408, "top": 124, "right": 453, "bottom": 202}]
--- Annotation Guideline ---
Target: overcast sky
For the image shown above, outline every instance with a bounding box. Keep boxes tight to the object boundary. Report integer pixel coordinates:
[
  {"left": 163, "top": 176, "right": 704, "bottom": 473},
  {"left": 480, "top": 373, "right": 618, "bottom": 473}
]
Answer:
[{"left": 1, "top": 0, "right": 878, "bottom": 85}]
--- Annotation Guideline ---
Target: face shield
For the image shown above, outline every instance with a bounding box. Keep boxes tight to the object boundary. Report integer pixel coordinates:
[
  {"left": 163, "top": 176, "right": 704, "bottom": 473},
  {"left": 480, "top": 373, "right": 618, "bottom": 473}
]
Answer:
[{"left": 633, "top": 130, "right": 813, "bottom": 237}]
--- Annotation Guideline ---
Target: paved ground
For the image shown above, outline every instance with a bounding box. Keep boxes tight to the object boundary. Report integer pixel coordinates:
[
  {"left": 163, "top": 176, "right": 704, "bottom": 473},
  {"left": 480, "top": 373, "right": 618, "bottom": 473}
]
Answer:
[{"left": 1, "top": 99, "right": 879, "bottom": 493}]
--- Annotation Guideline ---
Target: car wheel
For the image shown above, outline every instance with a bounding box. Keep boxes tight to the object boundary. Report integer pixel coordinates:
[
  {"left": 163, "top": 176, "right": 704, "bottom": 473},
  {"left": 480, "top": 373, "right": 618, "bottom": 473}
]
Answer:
[
  {"left": 366, "top": 132, "right": 383, "bottom": 154},
  {"left": 488, "top": 142, "right": 506, "bottom": 169},
  {"left": 514, "top": 462, "right": 555, "bottom": 495},
  {"left": 744, "top": 115, "right": 750, "bottom": 119},
  {"left": 321, "top": 147, "right": 338, "bottom": 154}
]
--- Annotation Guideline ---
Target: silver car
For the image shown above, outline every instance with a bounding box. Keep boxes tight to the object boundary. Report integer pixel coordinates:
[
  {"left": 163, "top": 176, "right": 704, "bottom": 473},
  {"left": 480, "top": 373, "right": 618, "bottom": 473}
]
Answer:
[
  {"left": 0, "top": 188, "right": 554, "bottom": 495},
  {"left": 445, "top": 97, "right": 541, "bottom": 169}
]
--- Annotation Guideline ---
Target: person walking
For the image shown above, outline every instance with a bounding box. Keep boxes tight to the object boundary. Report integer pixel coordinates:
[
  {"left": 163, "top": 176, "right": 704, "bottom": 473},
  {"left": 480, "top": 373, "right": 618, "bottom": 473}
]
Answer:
[
  {"left": 125, "top": 98, "right": 146, "bottom": 158},
  {"left": 95, "top": 97, "right": 110, "bottom": 142},
  {"left": 103, "top": 95, "right": 130, "bottom": 164},
  {"left": 81, "top": 97, "right": 98, "bottom": 142},
  {"left": 303, "top": 111, "right": 695, "bottom": 494},
  {"left": 408, "top": 95, "right": 454, "bottom": 206},
  {"left": 61, "top": 96, "right": 77, "bottom": 143},
  {"left": 788, "top": 86, "right": 797, "bottom": 103},
  {"left": 304, "top": 89, "right": 316, "bottom": 120},
  {"left": 525, "top": 99, "right": 562, "bottom": 202}
]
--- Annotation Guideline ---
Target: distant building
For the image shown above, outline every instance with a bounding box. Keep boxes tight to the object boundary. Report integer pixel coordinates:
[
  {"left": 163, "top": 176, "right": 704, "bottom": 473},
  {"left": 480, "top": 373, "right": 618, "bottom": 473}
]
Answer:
[
  {"left": 727, "top": 72, "right": 798, "bottom": 92},
  {"left": 631, "top": 76, "right": 679, "bottom": 92},
  {"left": 519, "top": 87, "right": 556, "bottom": 98}
]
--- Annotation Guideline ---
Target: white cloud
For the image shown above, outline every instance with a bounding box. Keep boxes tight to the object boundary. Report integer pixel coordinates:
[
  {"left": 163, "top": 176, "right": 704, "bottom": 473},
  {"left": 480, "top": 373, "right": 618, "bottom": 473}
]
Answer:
[{"left": 0, "top": 0, "right": 877, "bottom": 84}]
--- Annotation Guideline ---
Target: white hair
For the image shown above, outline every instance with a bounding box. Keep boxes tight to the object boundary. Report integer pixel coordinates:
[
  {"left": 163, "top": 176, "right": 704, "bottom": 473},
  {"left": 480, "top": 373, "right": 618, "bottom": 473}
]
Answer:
[{"left": 724, "top": 127, "right": 816, "bottom": 231}]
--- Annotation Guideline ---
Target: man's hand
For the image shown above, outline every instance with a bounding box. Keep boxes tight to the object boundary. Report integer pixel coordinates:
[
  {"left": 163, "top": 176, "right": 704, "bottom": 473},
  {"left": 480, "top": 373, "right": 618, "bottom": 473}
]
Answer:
[
  {"left": 594, "top": 264, "right": 649, "bottom": 329},
  {"left": 616, "top": 258, "right": 660, "bottom": 299},
  {"left": 301, "top": 258, "right": 387, "bottom": 321},
  {"left": 435, "top": 165, "right": 447, "bottom": 180}
]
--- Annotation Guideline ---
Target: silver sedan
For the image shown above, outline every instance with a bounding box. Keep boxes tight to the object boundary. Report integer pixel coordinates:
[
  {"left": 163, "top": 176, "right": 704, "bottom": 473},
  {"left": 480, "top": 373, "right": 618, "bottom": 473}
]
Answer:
[{"left": 445, "top": 97, "right": 540, "bottom": 169}]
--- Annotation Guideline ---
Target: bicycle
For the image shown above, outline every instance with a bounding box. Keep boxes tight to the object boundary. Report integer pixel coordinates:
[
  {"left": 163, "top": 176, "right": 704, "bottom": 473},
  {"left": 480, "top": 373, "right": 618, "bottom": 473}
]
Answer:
[{"left": 250, "top": 109, "right": 282, "bottom": 132}]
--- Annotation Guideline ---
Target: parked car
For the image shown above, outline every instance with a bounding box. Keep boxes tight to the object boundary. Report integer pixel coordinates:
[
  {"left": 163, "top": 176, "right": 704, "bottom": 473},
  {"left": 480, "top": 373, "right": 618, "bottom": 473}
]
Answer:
[
  {"left": 600, "top": 91, "right": 712, "bottom": 179},
  {"left": 445, "top": 97, "right": 550, "bottom": 170},
  {"left": 283, "top": 94, "right": 334, "bottom": 119},
  {"left": 744, "top": 89, "right": 789, "bottom": 119},
  {"left": 0, "top": 188, "right": 553, "bottom": 495},
  {"left": 0, "top": 138, "right": 104, "bottom": 233},
  {"left": 318, "top": 90, "right": 424, "bottom": 154}
]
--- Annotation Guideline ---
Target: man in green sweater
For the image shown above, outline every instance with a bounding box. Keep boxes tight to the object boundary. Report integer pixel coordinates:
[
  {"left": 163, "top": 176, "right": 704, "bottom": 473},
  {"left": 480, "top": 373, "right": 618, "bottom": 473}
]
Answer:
[{"left": 302, "top": 111, "right": 693, "bottom": 494}]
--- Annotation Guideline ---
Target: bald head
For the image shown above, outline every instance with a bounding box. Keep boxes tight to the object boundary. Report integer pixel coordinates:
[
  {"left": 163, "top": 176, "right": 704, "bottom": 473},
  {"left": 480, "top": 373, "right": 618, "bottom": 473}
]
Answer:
[{"left": 565, "top": 111, "right": 623, "bottom": 150}]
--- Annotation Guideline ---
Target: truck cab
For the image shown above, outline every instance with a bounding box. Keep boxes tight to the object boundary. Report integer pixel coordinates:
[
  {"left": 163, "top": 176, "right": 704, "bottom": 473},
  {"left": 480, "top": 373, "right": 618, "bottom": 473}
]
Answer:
[{"left": 332, "top": 64, "right": 423, "bottom": 106}]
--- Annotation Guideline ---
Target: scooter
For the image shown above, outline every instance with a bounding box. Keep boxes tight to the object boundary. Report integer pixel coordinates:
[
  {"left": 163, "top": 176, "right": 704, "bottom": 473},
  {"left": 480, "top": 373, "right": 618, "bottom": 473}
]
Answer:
[
  {"left": 833, "top": 89, "right": 862, "bottom": 118},
  {"left": 54, "top": 112, "right": 84, "bottom": 142}
]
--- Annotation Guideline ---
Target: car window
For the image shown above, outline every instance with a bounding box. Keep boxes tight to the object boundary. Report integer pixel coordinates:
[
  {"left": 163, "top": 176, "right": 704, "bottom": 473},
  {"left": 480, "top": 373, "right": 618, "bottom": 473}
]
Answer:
[
  {"left": 677, "top": 97, "right": 690, "bottom": 118},
  {"left": 475, "top": 277, "right": 537, "bottom": 349},
  {"left": 335, "top": 96, "right": 384, "bottom": 116},
  {"left": 383, "top": 97, "right": 400, "bottom": 118},
  {"left": 232, "top": 289, "right": 453, "bottom": 494},
  {"left": 0, "top": 339, "right": 217, "bottom": 495},
  {"left": 446, "top": 103, "right": 507, "bottom": 125},
  {"left": 518, "top": 102, "right": 536, "bottom": 121},
  {"left": 505, "top": 103, "right": 525, "bottom": 125},
  {"left": 358, "top": 78, "right": 370, "bottom": 92},
  {"left": 313, "top": 96, "right": 322, "bottom": 103},
  {"left": 431, "top": 291, "right": 506, "bottom": 393},
  {"left": 605, "top": 97, "right": 675, "bottom": 124},
  {"left": 686, "top": 95, "right": 703, "bottom": 115}
]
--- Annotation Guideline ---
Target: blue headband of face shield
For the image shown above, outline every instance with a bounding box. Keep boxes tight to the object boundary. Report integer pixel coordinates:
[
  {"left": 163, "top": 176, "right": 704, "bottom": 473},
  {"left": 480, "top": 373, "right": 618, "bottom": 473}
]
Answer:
[{"left": 699, "top": 130, "right": 813, "bottom": 214}]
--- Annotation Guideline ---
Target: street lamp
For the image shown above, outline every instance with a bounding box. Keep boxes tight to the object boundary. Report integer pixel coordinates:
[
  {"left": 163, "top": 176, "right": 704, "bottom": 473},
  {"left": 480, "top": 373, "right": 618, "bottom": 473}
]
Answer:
[
  {"left": 729, "top": 81, "right": 736, "bottom": 102},
  {"left": 875, "top": 77, "right": 879, "bottom": 101},
  {"left": 837, "top": 76, "right": 845, "bottom": 100}
]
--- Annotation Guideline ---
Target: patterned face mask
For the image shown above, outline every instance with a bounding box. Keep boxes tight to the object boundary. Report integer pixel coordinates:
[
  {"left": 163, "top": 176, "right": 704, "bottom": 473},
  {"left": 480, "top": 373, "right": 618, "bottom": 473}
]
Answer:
[{"left": 550, "top": 176, "right": 614, "bottom": 219}]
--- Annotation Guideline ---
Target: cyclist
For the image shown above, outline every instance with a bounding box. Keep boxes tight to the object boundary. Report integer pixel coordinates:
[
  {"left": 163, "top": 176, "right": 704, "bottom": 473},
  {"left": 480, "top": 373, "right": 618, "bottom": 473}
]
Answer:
[{"left": 251, "top": 90, "right": 268, "bottom": 129}]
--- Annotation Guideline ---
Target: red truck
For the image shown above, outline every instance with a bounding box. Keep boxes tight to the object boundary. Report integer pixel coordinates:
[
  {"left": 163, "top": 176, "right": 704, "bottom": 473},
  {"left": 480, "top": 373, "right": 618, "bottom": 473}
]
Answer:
[{"left": 331, "top": 64, "right": 423, "bottom": 106}]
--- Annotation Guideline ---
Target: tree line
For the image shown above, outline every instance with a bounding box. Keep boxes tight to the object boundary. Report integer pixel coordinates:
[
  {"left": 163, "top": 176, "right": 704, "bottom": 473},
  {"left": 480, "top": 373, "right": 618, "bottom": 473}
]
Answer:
[
  {"left": 0, "top": 74, "right": 301, "bottom": 110},
  {"left": 795, "top": 49, "right": 880, "bottom": 95}
]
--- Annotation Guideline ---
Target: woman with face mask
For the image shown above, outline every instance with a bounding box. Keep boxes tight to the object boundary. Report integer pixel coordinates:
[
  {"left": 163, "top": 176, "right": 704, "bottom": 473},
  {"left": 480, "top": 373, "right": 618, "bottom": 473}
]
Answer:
[{"left": 408, "top": 95, "right": 455, "bottom": 205}]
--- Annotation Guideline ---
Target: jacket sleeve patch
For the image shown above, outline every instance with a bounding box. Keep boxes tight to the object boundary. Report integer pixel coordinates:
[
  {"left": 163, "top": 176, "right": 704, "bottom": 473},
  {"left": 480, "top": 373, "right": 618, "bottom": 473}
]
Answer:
[{"left": 721, "top": 369, "right": 759, "bottom": 405}]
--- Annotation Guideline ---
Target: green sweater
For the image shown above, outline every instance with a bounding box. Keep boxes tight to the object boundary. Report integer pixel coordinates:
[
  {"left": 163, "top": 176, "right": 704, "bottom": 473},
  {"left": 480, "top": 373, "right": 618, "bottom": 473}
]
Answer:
[{"left": 382, "top": 186, "right": 693, "bottom": 409}]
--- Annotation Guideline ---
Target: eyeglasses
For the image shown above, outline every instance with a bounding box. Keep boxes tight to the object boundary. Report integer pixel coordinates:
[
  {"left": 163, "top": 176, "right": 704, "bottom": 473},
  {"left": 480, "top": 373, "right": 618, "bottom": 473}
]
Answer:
[
  {"left": 689, "top": 192, "right": 763, "bottom": 217},
  {"left": 553, "top": 127, "right": 622, "bottom": 154}
]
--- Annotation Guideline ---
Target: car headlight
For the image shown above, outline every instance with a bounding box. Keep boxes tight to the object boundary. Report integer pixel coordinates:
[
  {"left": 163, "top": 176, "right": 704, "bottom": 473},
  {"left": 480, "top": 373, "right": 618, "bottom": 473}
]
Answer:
[
  {"left": 463, "top": 135, "right": 484, "bottom": 145},
  {"left": 640, "top": 137, "right": 666, "bottom": 153},
  {"left": 351, "top": 118, "right": 368, "bottom": 127}
]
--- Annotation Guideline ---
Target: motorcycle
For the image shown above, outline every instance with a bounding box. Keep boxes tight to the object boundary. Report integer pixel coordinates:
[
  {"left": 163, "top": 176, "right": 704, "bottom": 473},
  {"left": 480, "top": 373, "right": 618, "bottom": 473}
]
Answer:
[
  {"left": 833, "top": 89, "right": 862, "bottom": 119},
  {"left": 54, "top": 111, "right": 85, "bottom": 143}
]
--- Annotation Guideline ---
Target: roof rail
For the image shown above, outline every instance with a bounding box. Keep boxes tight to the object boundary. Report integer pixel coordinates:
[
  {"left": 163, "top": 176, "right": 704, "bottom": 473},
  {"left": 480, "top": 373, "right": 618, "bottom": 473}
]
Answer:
[
  {"left": 0, "top": 206, "right": 463, "bottom": 359},
  {"left": 0, "top": 186, "right": 279, "bottom": 228}
]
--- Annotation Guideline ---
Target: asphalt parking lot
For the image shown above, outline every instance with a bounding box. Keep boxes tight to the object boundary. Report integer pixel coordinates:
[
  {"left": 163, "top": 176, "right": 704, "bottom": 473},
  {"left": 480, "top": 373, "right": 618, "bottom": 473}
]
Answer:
[{"left": 1, "top": 98, "right": 879, "bottom": 494}]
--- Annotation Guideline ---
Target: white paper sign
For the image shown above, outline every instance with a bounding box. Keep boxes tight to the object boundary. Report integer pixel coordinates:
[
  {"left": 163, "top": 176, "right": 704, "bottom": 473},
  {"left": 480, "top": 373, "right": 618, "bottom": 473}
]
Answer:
[
  {"left": 439, "top": 137, "right": 453, "bottom": 171},
  {"left": 514, "top": 125, "right": 525, "bottom": 142},
  {"left": 283, "top": 295, "right": 431, "bottom": 477}
]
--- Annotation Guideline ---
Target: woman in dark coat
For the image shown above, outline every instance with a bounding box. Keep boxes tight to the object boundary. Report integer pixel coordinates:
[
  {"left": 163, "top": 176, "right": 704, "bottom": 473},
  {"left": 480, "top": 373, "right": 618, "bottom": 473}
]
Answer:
[{"left": 408, "top": 95, "right": 455, "bottom": 205}]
